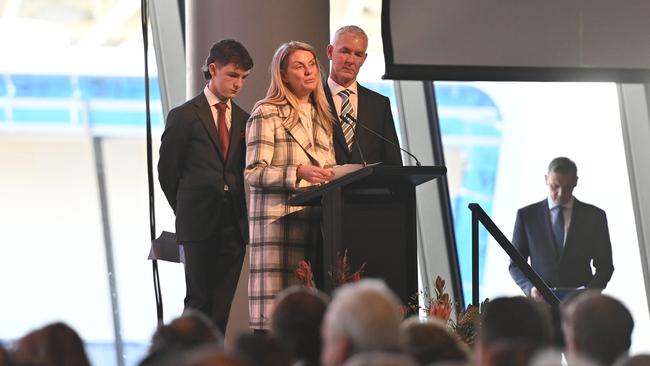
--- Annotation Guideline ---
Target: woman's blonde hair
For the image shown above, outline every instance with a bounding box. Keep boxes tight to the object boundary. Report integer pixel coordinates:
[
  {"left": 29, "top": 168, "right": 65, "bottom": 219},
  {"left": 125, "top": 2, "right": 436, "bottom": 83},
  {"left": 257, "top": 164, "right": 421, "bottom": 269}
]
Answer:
[{"left": 254, "top": 41, "right": 334, "bottom": 135}]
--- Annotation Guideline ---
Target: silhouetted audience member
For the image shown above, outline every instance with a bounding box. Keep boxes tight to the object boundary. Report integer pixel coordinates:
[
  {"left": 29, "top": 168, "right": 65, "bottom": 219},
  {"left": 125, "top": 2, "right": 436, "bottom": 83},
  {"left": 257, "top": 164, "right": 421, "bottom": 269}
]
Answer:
[
  {"left": 614, "top": 354, "right": 650, "bottom": 366},
  {"left": 475, "top": 296, "right": 553, "bottom": 365},
  {"left": 343, "top": 352, "right": 417, "bottom": 366},
  {"left": 562, "top": 291, "right": 634, "bottom": 366},
  {"left": 398, "top": 317, "right": 468, "bottom": 365},
  {"left": 530, "top": 349, "right": 598, "bottom": 366},
  {"left": 321, "top": 279, "right": 403, "bottom": 366},
  {"left": 0, "top": 345, "right": 10, "bottom": 366},
  {"left": 480, "top": 340, "right": 540, "bottom": 366},
  {"left": 176, "top": 345, "right": 241, "bottom": 366},
  {"left": 140, "top": 310, "right": 224, "bottom": 365},
  {"left": 12, "top": 322, "right": 91, "bottom": 366},
  {"left": 230, "top": 333, "right": 291, "bottom": 366},
  {"left": 271, "top": 286, "right": 329, "bottom": 366}
]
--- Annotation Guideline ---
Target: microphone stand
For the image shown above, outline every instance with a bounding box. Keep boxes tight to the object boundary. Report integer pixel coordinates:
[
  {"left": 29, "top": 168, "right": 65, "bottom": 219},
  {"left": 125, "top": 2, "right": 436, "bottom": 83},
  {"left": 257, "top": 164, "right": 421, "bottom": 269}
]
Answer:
[
  {"left": 341, "top": 114, "right": 367, "bottom": 167},
  {"left": 346, "top": 114, "right": 422, "bottom": 166}
]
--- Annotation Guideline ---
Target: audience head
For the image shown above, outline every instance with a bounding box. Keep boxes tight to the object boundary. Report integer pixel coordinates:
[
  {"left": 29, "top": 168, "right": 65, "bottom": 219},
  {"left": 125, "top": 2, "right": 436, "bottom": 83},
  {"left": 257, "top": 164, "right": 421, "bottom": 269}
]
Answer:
[
  {"left": 230, "top": 333, "right": 291, "bottom": 366},
  {"left": 562, "top": 291, "right": 634, "bottom": 366},
  {"left": 343, "top": 352, "right": 417, "bottom": 366},
  {"left": 398, "top": 317, "right": 468, "bottom": 365},
  {"left": 530, "top": 348, "right": 598, "bottom": 366},
  {"left": 546, "top": 156, "right": 578, "bottom": 205},
  {"left": 614, "top": 354, "right": 650, "bottom": 366},
  {"left": 327, "top": 25, "right": 369, "bottom": 87},
  {"left": 0, "top": 344, "right": 10, "bottom": 366},
  {"left": 479, "top": 340, "right": 540, "bottom": 366},
  {"left": 321, "top": 279, "right": 403, "bottom": 366},
  {"left": 177, "top": 345, "right": 241, "bottom": 366},
  {"left": 258, "top": 41, "right": 333, "bottom": 133},
  {"left": 475, "top": 296, "right": 552, "bottom": 364},
  {"left": 143, "top": 310, "right": 224, "bottom": 365},
  {"left": 271, "top": 286, "right": 329, "bottom": 366},
  {"left": 12, "top": 321, "right": 91, "bottom": 366}
]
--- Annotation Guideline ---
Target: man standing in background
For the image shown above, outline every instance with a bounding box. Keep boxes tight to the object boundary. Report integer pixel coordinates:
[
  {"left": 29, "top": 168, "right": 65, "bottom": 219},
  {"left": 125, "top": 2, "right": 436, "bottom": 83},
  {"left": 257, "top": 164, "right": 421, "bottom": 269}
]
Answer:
[
  {"left": 158, "top": 39, "right": 253, "bottom": 334},
  {"left": 509, "top": 157, "right": 614, "bottom": 300}
]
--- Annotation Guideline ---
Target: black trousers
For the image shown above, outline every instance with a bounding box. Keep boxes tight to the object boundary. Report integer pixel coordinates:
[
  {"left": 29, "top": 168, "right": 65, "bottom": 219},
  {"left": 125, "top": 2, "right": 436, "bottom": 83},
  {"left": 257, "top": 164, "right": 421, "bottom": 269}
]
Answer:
[{"left": 182, "top": 208, "right": 245, "bottom": 335}]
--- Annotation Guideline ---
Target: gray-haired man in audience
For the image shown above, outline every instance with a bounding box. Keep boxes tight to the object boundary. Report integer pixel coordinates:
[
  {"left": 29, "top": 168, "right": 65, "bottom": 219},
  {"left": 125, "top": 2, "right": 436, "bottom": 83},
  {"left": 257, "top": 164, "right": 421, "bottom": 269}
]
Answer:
[{"left": 320, "top": 279, "right": 403, "bottom": 366}]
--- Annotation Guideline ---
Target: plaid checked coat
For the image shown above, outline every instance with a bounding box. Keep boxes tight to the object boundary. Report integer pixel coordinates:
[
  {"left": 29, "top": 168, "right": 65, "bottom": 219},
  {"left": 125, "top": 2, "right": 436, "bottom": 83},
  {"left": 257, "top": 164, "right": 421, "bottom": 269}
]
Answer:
[{"left": 245, "top": 102, "right": 335, "bottom": 329}]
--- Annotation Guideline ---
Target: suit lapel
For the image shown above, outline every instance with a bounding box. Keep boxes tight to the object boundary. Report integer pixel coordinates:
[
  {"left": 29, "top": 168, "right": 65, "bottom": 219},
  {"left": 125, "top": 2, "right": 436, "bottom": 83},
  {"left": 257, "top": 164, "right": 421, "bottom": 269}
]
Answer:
[
  {"left": 279, "top": 105, "right": 317, "bottom": 161},
  {"left": 311, "top": 107, "right": 332, "bottom": 167},
  {"left": 226, "top": 103, "right": 246, "bottom": 167},
  {"left": 194, "top": 93, "right": 226, "bottom": 162},
  {"left": 538, "top": 200, "right": 562, "bottom": 260},
  {"left": 354, "top": 85, "right": 369, "bottom": 153},
  {"left": 564, "top": 199, "right": 581, "bottom": 254}
]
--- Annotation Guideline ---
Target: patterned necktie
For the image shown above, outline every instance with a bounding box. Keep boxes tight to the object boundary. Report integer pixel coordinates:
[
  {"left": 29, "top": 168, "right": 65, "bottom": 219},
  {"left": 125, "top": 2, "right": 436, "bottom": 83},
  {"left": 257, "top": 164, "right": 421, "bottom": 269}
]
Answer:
[
  {"left": 215, "top": 102, "right": 229, "bottom": 158},
  {"left": 338, "top": 89, "right": 355, "bottom": 150},
  {"left": 552, "top": 206, "right": 565, "bottom": 255}
]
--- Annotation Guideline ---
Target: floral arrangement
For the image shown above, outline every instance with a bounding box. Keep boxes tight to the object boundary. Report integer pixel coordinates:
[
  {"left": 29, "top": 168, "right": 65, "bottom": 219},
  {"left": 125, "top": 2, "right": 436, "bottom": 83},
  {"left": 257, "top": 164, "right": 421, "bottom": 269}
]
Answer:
[
  {"left": 295, "top": 248, "right": 366, "bottom": 289},
  {"left": 295, "top": 260, "right": 316, "bottom": 288},
  {"left": 407, "top": 275, "right": 485, "bottom": 347},
  {"left": 294, "top": 252, "right": 483, "bottom": 346}
]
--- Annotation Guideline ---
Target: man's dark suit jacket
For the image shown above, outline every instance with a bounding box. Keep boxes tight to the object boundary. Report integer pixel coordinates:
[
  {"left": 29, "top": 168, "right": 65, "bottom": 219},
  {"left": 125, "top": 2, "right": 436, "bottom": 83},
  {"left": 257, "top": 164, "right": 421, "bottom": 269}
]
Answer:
[
  {"left": 158, "top": 93, "right": 249, "bottom": 244},
  {"left": 509, "top": 198, "right": 614, "bottom": 296},
  {"left": 325, "top": 83, "right": 403, "bottom": 166}
]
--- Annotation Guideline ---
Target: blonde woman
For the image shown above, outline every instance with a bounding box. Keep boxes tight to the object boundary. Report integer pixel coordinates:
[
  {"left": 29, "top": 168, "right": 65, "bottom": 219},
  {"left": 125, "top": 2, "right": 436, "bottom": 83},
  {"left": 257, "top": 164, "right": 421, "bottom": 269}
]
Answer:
[{"left": 245, "top": 41, "right": 336, "bottom": 330}]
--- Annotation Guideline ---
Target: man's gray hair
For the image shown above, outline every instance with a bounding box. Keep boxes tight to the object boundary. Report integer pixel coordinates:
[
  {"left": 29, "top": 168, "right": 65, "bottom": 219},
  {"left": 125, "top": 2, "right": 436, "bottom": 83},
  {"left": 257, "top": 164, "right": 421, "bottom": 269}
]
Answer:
[
  {"left": 547, "top": 156, "right": 577, "bottom": 176},
  {"left": 333, "top": 25, "right": 368, "bottom": 44},
  {"left": 324, "top": 279, "right": 402, "bottom": 354}
]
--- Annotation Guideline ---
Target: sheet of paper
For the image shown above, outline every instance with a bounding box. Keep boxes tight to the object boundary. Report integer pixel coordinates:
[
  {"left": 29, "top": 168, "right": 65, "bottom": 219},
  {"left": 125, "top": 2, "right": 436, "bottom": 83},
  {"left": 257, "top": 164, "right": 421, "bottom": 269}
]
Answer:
[
  {"left": 148, "top": 230, "right": 185, "bottom": 263},
  {"left": 331, "top": 162, "right": 381, "bottom": 180}
]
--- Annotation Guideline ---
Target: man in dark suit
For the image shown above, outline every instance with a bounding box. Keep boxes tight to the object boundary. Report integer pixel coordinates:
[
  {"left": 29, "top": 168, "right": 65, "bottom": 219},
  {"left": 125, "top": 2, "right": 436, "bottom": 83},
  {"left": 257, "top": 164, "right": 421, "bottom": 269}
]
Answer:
[
  {"left": 158, "top": 39, "right": 253, "bottom": 333},
  {"left": 325, "top": 25, "right": 402, "bottom": 166},
  {"left": 509, "top": 157, "right": 614, "bottom": 301}
]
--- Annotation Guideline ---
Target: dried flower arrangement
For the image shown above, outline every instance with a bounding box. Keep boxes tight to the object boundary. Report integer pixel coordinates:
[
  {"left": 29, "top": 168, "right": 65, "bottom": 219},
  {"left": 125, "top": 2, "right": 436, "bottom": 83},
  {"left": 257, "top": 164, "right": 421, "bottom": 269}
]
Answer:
[
  {"left": 295, "top": 248, "right": 366, "bottom": 289},
  {"left": 294, "top": 251, "right": 484, "bottom": 347}
]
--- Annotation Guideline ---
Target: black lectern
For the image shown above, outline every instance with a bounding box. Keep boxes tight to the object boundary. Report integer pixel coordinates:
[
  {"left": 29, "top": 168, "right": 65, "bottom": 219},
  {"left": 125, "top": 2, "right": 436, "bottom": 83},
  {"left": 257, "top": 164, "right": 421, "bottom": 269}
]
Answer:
[{"left": 289, "top": 165, "right": 446, "bottom": 304}]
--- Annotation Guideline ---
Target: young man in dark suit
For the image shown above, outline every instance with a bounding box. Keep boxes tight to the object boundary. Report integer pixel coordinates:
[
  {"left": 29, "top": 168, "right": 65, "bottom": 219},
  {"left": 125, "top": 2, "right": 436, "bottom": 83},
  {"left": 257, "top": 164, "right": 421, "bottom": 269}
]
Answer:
[
  {"left": 509, "top": 157, "right": 614, "bottom": 301},
  {"left": 325, "top": 25, "right": 402, "bottom": 166},
  {"left": 158, "top": 39, "right": 253, "bottom": 334}
]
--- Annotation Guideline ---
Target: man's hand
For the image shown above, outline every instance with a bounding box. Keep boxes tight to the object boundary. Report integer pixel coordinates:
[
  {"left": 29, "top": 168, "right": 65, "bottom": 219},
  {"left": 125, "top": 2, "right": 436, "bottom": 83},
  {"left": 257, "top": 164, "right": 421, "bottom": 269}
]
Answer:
[
  {"left": 297, "top": 164, "right": 335, "bottom": 184},
  {"left": 531, "top": 286, "right": 543, "bottom": 301}
]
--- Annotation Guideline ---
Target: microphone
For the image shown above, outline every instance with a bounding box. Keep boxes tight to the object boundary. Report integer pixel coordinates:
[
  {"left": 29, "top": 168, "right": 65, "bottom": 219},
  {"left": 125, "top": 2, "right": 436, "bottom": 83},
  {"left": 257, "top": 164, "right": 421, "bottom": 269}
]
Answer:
[
  {"left": 345, "top": 114, "right": 421, "bottom": 166},
  {"left": 341, "top": 114, "right": 367, "bottom": 167}
]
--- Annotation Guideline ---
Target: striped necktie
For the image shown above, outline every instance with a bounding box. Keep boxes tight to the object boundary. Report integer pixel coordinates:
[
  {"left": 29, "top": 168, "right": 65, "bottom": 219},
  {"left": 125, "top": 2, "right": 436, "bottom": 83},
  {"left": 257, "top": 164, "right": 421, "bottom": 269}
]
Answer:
[{"left": 338, "top": 88, "right": 355, "bottom": 150}]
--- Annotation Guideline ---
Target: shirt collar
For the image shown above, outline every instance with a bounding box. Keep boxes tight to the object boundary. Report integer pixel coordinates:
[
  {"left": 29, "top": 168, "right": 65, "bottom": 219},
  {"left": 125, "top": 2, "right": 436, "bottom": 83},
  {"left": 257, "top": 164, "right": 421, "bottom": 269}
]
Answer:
[
  {"left": 328, "top": 77, "right": 358, "bottom": 97},
  {"left": 547, "top": 196, "right": 575, "bottom": 210},
  {"left": 203, "top": 85, "right": 231, "bottom": 109}
]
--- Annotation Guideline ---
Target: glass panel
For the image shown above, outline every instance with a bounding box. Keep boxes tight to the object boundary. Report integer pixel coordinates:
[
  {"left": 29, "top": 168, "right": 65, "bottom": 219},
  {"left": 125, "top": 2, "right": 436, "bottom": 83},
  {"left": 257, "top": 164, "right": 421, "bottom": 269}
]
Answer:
[
  {"left": 0, "top": 4, "right": 178, "bottom": 365},
  {"left": 435, "top": 81, "right": 650, "bottom": 352}
]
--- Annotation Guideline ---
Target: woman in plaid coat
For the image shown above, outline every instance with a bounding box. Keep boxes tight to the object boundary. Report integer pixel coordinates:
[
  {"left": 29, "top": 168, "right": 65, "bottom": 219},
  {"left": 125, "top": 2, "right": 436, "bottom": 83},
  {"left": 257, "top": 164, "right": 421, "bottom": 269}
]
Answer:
[{"left": 245, "top": 41, "right": 336, "bottom": 329}]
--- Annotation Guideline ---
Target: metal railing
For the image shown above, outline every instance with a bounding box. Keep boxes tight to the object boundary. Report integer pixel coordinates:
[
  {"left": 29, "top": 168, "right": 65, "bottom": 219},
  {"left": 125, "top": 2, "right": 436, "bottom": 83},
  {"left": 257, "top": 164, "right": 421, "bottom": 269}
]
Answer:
[{"left": 469, "top": 203, "right": 560, "bottom": 307}]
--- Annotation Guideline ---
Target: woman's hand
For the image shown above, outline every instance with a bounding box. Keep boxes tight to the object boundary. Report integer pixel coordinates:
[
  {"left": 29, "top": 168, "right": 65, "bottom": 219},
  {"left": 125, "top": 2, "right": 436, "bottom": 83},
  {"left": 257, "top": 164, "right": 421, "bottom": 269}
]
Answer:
[{"left": 297, "top": 164, "right": 335, "bottom": 184}]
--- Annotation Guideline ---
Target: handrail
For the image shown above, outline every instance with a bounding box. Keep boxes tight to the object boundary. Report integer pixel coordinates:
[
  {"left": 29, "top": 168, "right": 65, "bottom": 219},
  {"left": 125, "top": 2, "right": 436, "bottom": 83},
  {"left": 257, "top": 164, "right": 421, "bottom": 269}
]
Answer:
[{"left": 468, "top": 203, "right": 560, "bottom": 307}]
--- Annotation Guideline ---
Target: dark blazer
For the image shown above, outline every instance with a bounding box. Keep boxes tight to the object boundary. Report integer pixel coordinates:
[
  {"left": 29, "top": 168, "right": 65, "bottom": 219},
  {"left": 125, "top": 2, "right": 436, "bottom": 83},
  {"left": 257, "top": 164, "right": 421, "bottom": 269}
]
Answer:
[
  {"left": 325, "top": 83, "right": 403, "bottom": 166},
  {"left": 158, "top": 92, "right": 249, "bottom": 243},
  {"left": 509, "top": 198, "right": 614, "bottom": 296}
]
